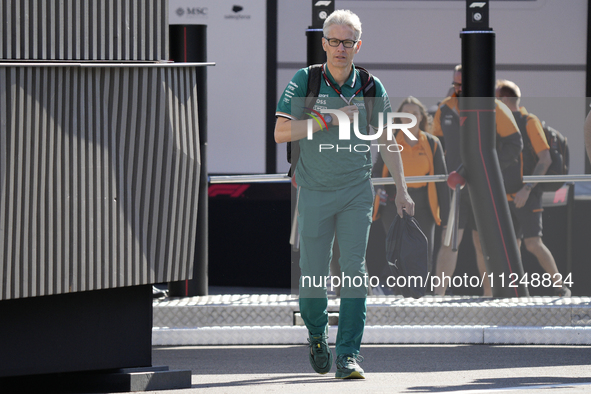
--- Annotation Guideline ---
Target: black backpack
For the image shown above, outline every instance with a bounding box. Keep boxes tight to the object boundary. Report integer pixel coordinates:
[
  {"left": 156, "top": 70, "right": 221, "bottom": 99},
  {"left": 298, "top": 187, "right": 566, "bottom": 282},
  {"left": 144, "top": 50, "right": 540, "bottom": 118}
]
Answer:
[
  {"left": 287, "top": 64, "right": 377, "bottom": 177},
  {"left": 517, "top": 114, "right": 569, "bottom": 192},
  {"left": 500, "top": 113, "right": 526, "bottom": 194}
]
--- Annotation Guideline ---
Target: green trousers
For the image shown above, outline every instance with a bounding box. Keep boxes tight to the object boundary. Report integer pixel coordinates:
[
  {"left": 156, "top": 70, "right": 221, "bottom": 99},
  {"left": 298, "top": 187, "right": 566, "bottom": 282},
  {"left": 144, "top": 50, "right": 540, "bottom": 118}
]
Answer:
[{"left": 297, "top": 179, "right": 373, "bottom": 356}]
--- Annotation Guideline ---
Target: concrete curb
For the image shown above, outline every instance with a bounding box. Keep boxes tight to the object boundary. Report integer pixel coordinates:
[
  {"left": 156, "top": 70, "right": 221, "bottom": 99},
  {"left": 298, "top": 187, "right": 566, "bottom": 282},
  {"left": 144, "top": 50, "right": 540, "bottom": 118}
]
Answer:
[{"left": 152, "top": 325, "right": 591, "bottom": 346}]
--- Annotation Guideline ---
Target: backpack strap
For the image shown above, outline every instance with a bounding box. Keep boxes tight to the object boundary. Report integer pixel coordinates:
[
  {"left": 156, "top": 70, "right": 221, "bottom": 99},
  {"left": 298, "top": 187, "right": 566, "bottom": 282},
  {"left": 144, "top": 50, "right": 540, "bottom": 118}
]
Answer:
[
  {"left": 306, "top": 64, "right": 323, "bottom": 106},
  {"left": 356, "top": 66, "right": 375, "bottom": 94},
  {"left": 516, "top": 112, "right": 542, "bottom": 177},
  {"left": 517, "top": 113, "right": 534, "bottom": 151},
  {"left": 356, "top": 66, "right": 376, "bottom": 129},
  {"left": 287, "top": 65, "right": 323, "bottom": 177}
]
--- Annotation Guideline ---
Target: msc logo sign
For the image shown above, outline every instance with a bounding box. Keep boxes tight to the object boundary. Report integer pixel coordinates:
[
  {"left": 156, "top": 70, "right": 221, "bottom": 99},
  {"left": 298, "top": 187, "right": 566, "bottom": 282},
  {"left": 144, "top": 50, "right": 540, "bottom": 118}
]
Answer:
[
  {"left": 176, "top": 7, "right": 208, "bottom": 17},
  {"left": 188, "top": 7, "right": 208, "bottom": 15}
]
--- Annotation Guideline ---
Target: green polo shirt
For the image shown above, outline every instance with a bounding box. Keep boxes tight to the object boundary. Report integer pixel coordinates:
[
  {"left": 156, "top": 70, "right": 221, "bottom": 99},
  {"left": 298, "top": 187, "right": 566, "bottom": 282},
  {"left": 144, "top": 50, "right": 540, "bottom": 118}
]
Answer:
[{"left": 276, "top": 64, "right": 391, "bottom": 191}]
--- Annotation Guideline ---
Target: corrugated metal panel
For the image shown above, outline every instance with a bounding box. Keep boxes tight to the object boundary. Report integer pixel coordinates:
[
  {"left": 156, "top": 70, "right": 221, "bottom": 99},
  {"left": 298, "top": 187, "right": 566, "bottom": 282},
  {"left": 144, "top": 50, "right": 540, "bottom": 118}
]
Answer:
[
  {"left": 0, "top": 65, "right": 200, "bottom": 300},
  {"left": 0, "top": 0, "right": 167, "bottom": 61}
]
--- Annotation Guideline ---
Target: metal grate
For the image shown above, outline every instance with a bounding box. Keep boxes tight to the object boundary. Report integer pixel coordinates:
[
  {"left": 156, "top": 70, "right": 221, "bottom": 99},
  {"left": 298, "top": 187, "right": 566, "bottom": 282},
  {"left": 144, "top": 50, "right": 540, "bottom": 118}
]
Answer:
[{"left": 153, "top": 295, "right": 591, "bottom": 328}]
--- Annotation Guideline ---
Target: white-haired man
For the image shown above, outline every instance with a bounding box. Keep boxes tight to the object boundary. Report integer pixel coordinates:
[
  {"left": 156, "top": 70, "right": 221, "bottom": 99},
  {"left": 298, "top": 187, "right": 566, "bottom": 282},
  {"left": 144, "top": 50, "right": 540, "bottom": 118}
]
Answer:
[{"left": 275, "top": 9, "right": 414, "bottom": 379}]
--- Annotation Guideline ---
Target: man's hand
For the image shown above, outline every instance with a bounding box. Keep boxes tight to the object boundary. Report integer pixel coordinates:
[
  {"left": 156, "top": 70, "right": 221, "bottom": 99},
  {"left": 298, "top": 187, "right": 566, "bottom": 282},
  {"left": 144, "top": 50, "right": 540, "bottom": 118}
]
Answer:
[
  {"left": 513, "top": 186, "right": 531, "bottom": 208},
  {"left": 395, "top": 188, "right": 415, "bottom": 217},
  {"left": 332, "top": 105, "right": 359, "bottom": 125}
]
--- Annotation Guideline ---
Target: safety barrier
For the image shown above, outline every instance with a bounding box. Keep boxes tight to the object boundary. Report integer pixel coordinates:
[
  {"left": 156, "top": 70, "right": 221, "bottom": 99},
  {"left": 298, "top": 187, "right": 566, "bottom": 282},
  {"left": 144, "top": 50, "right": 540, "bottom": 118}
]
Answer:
[
  {"left": 208, "top": 172, "right": 591, "bottom": 292},
  {"left": 209, "top": 173, "right": 591, "bottom": 185}
]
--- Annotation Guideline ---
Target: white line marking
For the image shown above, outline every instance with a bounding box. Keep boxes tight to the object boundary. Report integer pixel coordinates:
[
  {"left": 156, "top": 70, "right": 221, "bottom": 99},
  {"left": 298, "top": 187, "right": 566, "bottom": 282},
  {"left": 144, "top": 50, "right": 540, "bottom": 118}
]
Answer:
[{"left": 442, "top": 382, "right": 591, "bottom": 393}]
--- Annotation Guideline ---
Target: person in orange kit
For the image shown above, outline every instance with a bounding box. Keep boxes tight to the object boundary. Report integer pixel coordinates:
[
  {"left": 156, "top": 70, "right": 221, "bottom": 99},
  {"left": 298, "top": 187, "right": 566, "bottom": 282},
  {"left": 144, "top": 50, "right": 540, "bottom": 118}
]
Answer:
[
  {"left": 431, "top": 65, "right": 522, "bottom": 297},
  {"left": 496, "top": 79, "right": 571, "bottom": 297}
]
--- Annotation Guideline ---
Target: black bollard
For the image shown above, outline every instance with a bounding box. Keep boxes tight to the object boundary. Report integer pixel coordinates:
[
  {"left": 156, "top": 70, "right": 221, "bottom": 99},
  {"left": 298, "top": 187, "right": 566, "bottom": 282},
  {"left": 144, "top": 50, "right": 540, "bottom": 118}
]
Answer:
[
  {"left": 306, "top": 0, "right": 333, "bottom": 65},
  {"left": 460, "top": 0, "right": 528, "bottom": 297},
  {"left": 168, "top": 25, "right": 208, "bottom": 297},
  {"left": 290, "top": 1, "right": 331, "bottom": 173}
]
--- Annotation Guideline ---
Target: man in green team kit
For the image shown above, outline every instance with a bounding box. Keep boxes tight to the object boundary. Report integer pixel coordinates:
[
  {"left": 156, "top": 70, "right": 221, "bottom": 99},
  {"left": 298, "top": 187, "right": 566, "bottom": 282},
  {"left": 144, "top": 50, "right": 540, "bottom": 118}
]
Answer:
[{"left": 274, "top": 9, "right": 414, "bottom": 379}]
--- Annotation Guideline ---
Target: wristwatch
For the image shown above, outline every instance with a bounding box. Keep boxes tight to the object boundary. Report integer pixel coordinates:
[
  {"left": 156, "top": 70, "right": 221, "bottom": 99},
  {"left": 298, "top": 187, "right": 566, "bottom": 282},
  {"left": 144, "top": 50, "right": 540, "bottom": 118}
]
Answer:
[
  {"left": 323, "top": 114, "right": 333, "bottom": 126},
  {"left": 524, "top": 183, "right": 534, "bottom": 191}
]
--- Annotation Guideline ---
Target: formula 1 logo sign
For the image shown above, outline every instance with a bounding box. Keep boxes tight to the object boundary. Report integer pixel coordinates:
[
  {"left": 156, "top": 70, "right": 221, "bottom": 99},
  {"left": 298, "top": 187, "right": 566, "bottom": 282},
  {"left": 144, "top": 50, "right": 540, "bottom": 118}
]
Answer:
[{"left": 209, "top": 184, "right": 250, "bottom": 198}]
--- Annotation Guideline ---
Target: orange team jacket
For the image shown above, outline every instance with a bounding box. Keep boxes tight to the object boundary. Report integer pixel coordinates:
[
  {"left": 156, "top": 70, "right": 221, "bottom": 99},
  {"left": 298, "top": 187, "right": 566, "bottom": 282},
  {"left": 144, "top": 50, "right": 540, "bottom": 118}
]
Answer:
[
  {"left": 514, "top": 107, "right": 550, "bottom": 160},
  {"left": 431, "top": 94, "right": 523, "bottom": 195}
]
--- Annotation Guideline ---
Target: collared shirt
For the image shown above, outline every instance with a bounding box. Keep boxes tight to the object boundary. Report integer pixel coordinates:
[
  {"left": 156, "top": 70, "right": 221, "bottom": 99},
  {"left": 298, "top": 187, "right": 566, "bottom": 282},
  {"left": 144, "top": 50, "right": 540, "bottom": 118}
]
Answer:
[{"left": 276, "top": 64, "right": 391, "bottom": 190}]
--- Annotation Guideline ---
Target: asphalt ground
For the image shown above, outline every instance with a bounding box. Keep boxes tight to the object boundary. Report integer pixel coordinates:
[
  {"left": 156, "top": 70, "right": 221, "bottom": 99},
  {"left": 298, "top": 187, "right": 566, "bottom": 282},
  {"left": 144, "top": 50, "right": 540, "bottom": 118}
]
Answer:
[{"left": 146, "top": 344, "right": 591, "bottom": 394}]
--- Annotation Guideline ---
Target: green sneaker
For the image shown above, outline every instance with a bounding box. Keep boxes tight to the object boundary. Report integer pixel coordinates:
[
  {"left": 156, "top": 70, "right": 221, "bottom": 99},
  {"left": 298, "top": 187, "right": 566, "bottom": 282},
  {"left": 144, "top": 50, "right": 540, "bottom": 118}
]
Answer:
[
  {"left": 307, "top": 333, "right": 333, "bottom": 374},
  {"left": 335, "top": 354, "right": 365, "bottom": 379}
]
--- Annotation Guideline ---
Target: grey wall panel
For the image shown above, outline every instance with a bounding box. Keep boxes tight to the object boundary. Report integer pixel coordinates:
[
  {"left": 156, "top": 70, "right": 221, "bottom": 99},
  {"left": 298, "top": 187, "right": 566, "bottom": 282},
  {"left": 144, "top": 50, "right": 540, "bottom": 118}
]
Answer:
[
  {"left": 0, "top": 0, "right": 168, "bottom": 61},
  {"left": 0, "top": 65, "right": 200, "bottom": 301}
]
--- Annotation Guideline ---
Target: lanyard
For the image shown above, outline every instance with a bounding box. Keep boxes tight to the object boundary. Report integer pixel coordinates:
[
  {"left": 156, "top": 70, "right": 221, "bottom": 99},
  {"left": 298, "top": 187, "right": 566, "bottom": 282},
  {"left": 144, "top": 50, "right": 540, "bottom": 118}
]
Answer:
[{"left": 321, "top": 64, "right": 366, "bottom": 106}]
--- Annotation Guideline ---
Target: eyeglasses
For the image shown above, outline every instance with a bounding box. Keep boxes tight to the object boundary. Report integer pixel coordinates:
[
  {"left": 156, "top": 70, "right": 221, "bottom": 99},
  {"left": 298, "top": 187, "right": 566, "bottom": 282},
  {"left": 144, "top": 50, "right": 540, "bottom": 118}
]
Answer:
[
  {"left": 324, "top": 37, "right": 358, "bottom": 48},
  {"left": 452, "top": 82, "right": 462, "bottom": 88}
]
